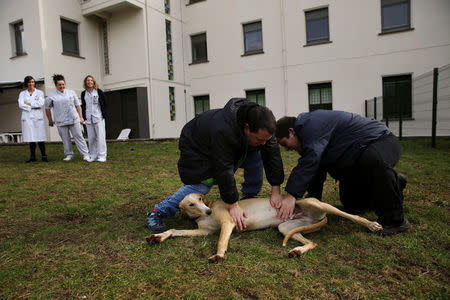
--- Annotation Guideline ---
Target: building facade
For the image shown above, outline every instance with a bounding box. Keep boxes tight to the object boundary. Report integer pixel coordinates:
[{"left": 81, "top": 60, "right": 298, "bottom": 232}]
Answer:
[{"left": 1, "top": 0, "right": 449, "bottom": 140}]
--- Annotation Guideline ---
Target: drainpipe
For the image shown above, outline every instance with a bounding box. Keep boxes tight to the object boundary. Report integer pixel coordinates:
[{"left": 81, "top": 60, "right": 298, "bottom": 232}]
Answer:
[
  {"left": 144, "top": 0, "right": 155, "bottom": 138},
  {"left": 280, "top": 0, "right": 288, "bottom": 116}
]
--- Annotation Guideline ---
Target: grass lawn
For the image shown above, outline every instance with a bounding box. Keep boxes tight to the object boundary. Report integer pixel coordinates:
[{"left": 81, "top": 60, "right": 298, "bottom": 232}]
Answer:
[{"left": 0, "top": 138, "right": 449, "bottom": 299}]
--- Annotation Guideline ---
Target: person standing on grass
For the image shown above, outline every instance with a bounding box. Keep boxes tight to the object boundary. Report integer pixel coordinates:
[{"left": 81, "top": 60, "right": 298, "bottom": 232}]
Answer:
[
  {"left": 18, "top": 75, "right": 48, "bottom": 162},
  {"left": 45, "top": 74, "right": 91, "bottom": 162},
  {"left": 81, "top": 75, "right": 107, "bottom": 162},
  {"left": 147, "top": 98, "right": 285, "bottom": 233},
  {"left": 275, "top": 110, "right": 409, "bottom": 236}
]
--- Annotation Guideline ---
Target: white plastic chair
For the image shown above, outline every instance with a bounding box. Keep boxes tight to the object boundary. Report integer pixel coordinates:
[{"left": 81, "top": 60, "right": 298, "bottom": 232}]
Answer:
[{"left": 117, "top": 128, "right": 131, "bottom": 140}]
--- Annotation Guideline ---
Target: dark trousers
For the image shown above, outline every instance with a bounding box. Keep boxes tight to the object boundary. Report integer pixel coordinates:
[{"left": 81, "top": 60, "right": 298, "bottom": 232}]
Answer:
[
  {"left": 338, "top": 134, "right": 404, "bottom": 226},
  {"left": 29, "top": 142, "right": 46, "bottom": 158},
  {"left": 240, "top": 150, "right": 263, "bottom": 195}
]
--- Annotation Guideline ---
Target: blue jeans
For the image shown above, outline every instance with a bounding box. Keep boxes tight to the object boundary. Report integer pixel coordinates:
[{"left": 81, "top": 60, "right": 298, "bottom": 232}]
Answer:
[
  {"left": 155, "top": 183, "right": 212, "bottom": 217},
  {"left": 240, "top": 150, "right": 263, "bottom": 195},
  {"left": 155, "top": 151, "right": 263, "bottom": 218}
]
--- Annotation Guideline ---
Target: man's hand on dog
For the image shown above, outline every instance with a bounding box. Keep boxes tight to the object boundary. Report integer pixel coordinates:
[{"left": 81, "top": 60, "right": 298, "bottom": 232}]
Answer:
[
  {"left": 228, "top": 202, "right": 248, "bottom": 231},
  {"left": 277, "top": 194, "right": 296, "bottom": 221},
  {"left": 270, "top": 186, "right": 283, "bottom": 211}
]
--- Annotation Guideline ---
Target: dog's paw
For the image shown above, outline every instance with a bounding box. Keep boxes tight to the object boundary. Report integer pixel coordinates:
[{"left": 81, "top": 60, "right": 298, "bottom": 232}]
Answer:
[
  {"left": 369, "top": 222, "right": 383, "bottom": 232},
  {"left": 288, "top": 249, "right": 302, "bottom": 258},
  {"left": 208, "top": 254, "right": 225, "bottom": 264},
  {"left": 146, "top": 234, "right": 162, "bottom": 244}
]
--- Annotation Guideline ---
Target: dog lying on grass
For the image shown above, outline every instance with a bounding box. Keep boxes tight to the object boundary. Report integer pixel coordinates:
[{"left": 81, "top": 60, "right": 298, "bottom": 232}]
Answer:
[{"left": 146, "top": 193, "right": 382, "bottom": 263}]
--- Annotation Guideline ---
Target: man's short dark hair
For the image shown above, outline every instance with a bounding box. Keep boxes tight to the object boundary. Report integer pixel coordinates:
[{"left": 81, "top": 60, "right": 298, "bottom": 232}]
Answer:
[
  {"left": 275, "top": 116, "right": 296, "bottom": 139},
  {"left": 247, "top": 106, "right": 276, "bottom": 134}
]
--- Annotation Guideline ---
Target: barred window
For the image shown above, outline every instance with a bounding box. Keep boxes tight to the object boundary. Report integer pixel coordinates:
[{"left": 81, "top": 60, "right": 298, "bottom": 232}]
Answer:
[{"left": 308, "top": 83, "right": 332, "bottom": 111}]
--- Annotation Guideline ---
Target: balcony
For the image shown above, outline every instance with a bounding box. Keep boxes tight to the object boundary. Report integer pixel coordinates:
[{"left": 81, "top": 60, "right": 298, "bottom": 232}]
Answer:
[{"left": 80, "top": 0, "right": 144, "bottom": 17}]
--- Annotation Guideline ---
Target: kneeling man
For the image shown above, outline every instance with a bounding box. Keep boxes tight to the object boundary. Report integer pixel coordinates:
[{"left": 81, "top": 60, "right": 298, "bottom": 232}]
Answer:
[
  {"left": 275, "top": 110, "right": 409, "bottom": 236},
  {"left": 147, "top": 98, "right": 284, "bottom": 233}
]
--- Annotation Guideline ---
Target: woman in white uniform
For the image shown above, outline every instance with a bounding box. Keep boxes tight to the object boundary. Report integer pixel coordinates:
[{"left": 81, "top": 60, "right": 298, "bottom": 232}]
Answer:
[
  {"left": 81, "top": 75, "right": 107, "bottom": 162},
  {"left": 18, "top": 76, "right": 47, "bottom": 162},
  {"left": 45, "top": 74, "right": 91, "bottom": 162}
]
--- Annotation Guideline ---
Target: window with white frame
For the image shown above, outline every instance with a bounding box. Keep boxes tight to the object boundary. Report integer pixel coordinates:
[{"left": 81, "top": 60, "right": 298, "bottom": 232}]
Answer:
[
  {"left": 61, "top": 18, "right": 79, "bottom": 55},
  {"left": 381, "top": 0, "right": 411, "bottom": 33},
  {"left": 10, "top": 20, "right": 25, "bottom": 56},
  {"left": 305, "top": 7, "right": 330, "bottom": 45},
  {"left": 191, "top": 33, "right": 207, "bottom": 63},
  {"left": 308, "top": 83, "right": 332, "bottom": 111},
  {"left": 243, "top": 21, "right": 263, "bottom": 55}
]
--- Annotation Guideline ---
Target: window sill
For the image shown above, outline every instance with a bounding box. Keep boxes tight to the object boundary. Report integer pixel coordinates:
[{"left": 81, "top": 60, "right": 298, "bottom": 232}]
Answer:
[
  {"left": 379, "top": 27, "right": 414, "bottom": 35},
  {"left": 10, "top": 52, "right": 28, "bottom": 59},
  {"left": 303, "top": 40, "right": 332, "bottom": 47},
  {"left": 241, "top": 50, "right": 264, "bottom": 57},
  {"left": 382, "top": 117, "right": 414, "bottom": 121},
  {"left": 189, "top": 60, "right": 209, "bottom": 65},
  {"left": 61, "top": 52, "right": 85, "bottom": 59},
  {"left": 186, "top": 0, "right": 206, "bottom": 6}
]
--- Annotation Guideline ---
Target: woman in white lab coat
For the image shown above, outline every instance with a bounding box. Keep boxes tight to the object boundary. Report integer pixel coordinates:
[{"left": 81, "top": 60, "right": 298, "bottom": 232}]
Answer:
[
  {"left": 81, "top": 75, "right": 107, "bottom": 162},
  {"left": 45, "top": 74, "right": 91, "bottom": 162},
  {"left": 18, "top": 75, "right": 47, "bottom": 162}
]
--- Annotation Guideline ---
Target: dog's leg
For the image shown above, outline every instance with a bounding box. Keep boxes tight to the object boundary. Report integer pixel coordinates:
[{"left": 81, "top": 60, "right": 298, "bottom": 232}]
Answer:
[
  {"left": 208, "top": 205, "right": 236, "bottom": 263},
  {"left": 298, "top": 198, "right": 383, "bottom": 232},
  {"left": 287, "top": 233, "right": 318, "bottom": 257},
  {"left": 208, "top": 221, "right": 235, "bottom": 263},
  {"left": 146, "top": 228, "right": 213, "bottom": 244},
  {"left": 279, "top": 221, "right": 318, "bottom": 258}
]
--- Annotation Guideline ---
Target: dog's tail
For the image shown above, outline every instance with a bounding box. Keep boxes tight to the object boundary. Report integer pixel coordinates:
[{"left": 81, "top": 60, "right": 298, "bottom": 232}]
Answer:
[{"left": 282, "top": 217, "right": 328, "bottom": 246}]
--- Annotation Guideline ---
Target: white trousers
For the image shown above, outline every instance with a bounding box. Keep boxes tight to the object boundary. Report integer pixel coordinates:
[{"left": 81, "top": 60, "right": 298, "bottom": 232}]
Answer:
[
  {"left": 57, "top": 123, "right": 89, "bottom": 158},
  {"left": 86, "top": 119, "right": 107, "bottom": 159}
]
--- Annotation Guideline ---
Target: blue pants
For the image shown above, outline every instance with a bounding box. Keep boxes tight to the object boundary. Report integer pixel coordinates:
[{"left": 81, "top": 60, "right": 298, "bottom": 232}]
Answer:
[{"left": 155, "top": 150, "right": 263, "bottom": 218}]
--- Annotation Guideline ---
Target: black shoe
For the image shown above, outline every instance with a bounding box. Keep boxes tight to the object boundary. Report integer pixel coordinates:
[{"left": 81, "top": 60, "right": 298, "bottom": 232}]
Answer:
[
  {"left": 241, "top": 193, "right": 257, "bottom": 200},
  {"left": 146, "top": 211, "right": 167, "bottom": 233},
  {"left": 398, "top": 173, "right": 407, "bottom": 192},
  {"left": 26, "top": 157, "right": 36, "bottom": 163},
  {"left": 379, "top": 219, "right": 410, "bottom": 236},
  {"left": 42, "top": 156, "right": 48, "bottom": 162}
]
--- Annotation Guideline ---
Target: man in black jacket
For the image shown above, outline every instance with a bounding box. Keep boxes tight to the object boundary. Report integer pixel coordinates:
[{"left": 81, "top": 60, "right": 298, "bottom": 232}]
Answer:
[{"left": 147, "top": 98, "right": 285, "bottom": 233}]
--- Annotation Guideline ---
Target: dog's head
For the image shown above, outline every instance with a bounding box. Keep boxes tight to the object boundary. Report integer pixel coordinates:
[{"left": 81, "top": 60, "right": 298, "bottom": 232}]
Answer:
[{"left": 179, "top": 193, "right": 212, "bottom": 219}]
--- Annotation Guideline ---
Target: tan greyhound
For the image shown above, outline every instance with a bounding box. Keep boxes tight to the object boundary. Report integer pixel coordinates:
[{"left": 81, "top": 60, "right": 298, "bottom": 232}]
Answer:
[{"left": 146, "top": 193, "right": 382, "bottom": 263}]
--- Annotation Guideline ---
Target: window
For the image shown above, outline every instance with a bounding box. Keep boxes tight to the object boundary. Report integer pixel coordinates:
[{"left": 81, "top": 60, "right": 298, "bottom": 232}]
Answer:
[
  {"left": 381, "top": 0, "right": 411, "bottom": 33},
  {"left": 194, "top": 95, "right": 210, "bottom": 116},
  {"left": 246, "top": 89, "right": 265, "bottom": 106},
  {"left": 382, "top": 75, "right": 412, "bottom": 119},
  {"left": 243, "top": 21, "right": 263, "bottom": 55},
  {"left": 308, "top": 83, "right": 332, "bottom": 111},
  {"left": 165, "top": 0, "right": 170, "bottom": 14},
  {"left": 169, "top": 87, "right": 176, "bottom": 121},
  {"left": 61, "top": 18, "right": 79, "bottom": 55},
  {"left": 166, "top": 20, "right": 173, "bottom": 80},
  {"left": 12, "top": 21, "right": 25, "bottom": 56},
  {"left": 101, "top": 21, "right": 110, "bottom": 75},
  {"left": 305, "top": 7, "right": 329, "bottom": 45},
  {"left": 191, "top": 33, "right": 207, "bottom": 63}
]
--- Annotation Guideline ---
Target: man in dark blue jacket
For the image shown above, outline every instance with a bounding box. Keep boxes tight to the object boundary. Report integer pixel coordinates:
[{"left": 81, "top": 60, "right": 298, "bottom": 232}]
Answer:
[
  {"left": 147, "top": 98, "right": 284, "bottom": 233},
  {"left": 275, "top": 110, "right": 409, "bottom": 236}
]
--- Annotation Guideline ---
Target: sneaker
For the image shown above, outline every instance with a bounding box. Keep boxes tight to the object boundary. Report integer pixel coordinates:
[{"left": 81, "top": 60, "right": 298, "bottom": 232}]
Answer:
[
  {"left": 83, "top": 156, "right": 94, "bottom": 162},
  {"left": 63, "top": 156, "right": 73, "bottom": 161},
  {"left": 146, "top": 210, "right": 167, "bottom": 233},
  {"left": 398, "top": 173, "right": 407, "bottom": 192},
  {"left": 42, "top": 156, "right": 48, "bottom": 162},
  {"left": 26, "top": 157, "right": 36, "bottom": 163},
  {"left": 241, "top": 193, "right": 257, "bottom": 200},
  {"left": 379, "top": 219, "right": 410, "bottom": 236},
  {"left": 97, "top": 157, "right": 106, "bottom": 163}
]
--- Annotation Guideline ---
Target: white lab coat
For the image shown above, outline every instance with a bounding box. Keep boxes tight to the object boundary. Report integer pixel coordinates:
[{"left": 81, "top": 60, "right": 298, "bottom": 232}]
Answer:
[{"left": 18, "top": 89, "right": 47, "bottom": 142}]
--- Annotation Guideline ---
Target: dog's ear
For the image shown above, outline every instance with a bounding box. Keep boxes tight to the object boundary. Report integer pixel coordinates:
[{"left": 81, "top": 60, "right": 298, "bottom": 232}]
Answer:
[{"left": 199, "top": 194, "right": 206, "bottom": 202}]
